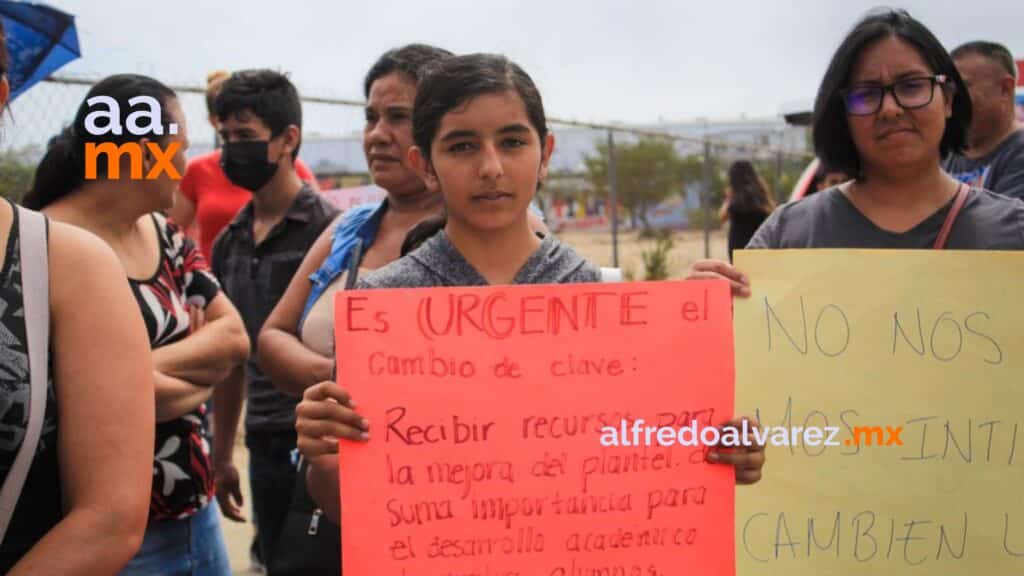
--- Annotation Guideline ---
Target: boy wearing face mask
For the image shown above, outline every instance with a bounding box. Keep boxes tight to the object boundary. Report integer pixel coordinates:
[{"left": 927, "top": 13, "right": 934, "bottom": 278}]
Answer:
[
  {"left": 208, "top": 69, "right": 339, "bottom": 568},
  {"left": 171, "top": 70, "right": 319, "bottom": 263}
]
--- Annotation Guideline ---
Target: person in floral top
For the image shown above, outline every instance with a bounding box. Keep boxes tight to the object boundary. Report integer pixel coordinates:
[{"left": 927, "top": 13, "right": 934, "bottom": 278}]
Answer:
[{"left": 25, "top": 74, "right": 249, "bottom": 576}]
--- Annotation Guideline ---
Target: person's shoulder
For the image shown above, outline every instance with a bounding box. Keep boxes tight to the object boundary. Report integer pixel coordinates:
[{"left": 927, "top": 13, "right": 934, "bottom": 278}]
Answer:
[
  {"left": 746, "top": 188, "right": 842, "bottom": 249},
  {"left": 1003, "top": 128, "right": 1024, "bottom": 151},
  {"left": 776, "top": 187, "right": 847, "bottom": 226},
  {"left": 996, "top": 129, "right": 1024, "bottom": 165},
  {"left": 295, "top": 156, "right": 315, "bottom": 178},
  {"left": 965, "top": 186, "right": 1024, "bottom": 218},
  {"left": 963, "top": 187, "right": 1024, "bottom": 246},
  {"left": 531, "top": 235, "right": 602, "bottom": 283},
  {"left": 150, "top": 210, "right": 173, "bottom": 234},
  {"left": 359, "top": 232, "right": 452, "bottom": 289},
  {"left": 357, "top": 254, "right": 440, "bottom": 290},
  {"left": 327, "top": 202, "right": 383, "bottom": 251},
  {"left": 307, "top": 189, "right": 342, "bottom": 222},
  {"left": 47, "top": 219, "right": 127, "bottom": 304},
  {"left": 335, "top": 202, "right": 382, "bottom": 232},
  {"left": 967, "top": 186, "right": 1024, "bottom": 209},
  {"left": 181, "top": 151, "right": 225, "bottom": 194},
  {"left": 781, "top": 187, "right": 839, "bottom": 215},
  {"left": 563, "top": 259, "right": 602, "bottom": 283},
  {"left": 292, "top": 184, "right": 341, "bottom": 228},
  {"left": 185, "top": 150, "right": 221, "bottom": 172},
  {"left": 48, "top": 218, "right": 118, "bottom": 265},
  {"left": 151, "top": 211, "right": 205, "bottom": 257}
]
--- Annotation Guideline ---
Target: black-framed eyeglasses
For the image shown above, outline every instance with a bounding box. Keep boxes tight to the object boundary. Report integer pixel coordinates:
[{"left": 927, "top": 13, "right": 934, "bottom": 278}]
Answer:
[{"left": 841, "top": 75, "right": 948, "bottom": 116}]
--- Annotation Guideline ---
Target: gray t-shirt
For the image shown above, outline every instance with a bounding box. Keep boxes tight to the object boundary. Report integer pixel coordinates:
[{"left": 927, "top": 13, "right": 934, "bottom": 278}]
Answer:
[
  {"left": 944, "top": 129, "right": 1024, "bottom": 200},
  {"left": 357, "top": 231, "right": 601, "bottom": 289},
  {"left": 747, "top": 186, "right": 1024, "bottom": 250}
]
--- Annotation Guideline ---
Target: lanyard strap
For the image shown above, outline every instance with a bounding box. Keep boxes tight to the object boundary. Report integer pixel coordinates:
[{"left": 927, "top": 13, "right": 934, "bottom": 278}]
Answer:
[{"left": 933, "top": 184, "right": 970, "bottom": 250}]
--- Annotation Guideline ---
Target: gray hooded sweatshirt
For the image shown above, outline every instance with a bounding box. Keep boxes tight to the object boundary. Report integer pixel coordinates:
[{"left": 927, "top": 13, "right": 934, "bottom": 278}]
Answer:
[{"left": 356, "top": 231, "right": 601, "bottom": 289}]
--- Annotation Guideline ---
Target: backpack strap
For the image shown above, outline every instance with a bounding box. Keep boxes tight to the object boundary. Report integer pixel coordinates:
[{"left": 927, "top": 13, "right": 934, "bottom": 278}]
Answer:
[
  {"left": 0, "top": 206, "right": 50, "bottom": 543},
  {"left": 933, "top": 184, "right": 970, "bottom": 250}
]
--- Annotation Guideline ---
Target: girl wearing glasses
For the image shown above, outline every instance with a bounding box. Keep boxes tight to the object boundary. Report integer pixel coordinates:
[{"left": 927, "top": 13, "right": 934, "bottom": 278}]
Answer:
[{"left": 690, "top": 9, "right": 1024, "bottom": 294}]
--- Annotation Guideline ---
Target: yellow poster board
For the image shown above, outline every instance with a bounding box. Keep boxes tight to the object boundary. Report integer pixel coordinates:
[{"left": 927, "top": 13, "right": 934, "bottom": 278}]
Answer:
[{"left": 733, "top": 249, "right": 1024, "bottom": 574}]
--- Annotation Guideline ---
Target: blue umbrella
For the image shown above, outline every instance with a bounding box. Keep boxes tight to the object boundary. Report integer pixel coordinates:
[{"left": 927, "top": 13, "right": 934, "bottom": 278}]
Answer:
[{"left": 0, "top": 0, "right": 79, "bottom": 101}]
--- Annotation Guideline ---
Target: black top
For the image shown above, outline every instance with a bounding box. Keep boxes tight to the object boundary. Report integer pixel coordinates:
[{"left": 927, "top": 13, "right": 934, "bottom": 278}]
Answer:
[
  {"left": 727, "top": 204, "right": 769, "bottom": 261},
  {"left": 129, "top": 213, "right": 222, "bottom": 520},
  {"left": 0, "top": 201, "right": 61, "bottom": 573},
  {"left": 211, "top": 185, "right": 340, "bottom": 432}
]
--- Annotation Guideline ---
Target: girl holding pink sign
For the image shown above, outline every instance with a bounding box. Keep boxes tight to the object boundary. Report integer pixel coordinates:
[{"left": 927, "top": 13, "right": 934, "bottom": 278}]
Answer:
[{"left": 294, "top": 53, "right": 767, "bottom": 525}]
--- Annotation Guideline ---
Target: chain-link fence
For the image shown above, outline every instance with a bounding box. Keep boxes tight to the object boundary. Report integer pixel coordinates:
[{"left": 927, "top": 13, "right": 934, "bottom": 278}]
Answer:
[
  {"left": 1, "top": 75, "right": 368, "bottom": 158},
  {"left": 1, "top": 75, "right": 814, "bottom": 275}
]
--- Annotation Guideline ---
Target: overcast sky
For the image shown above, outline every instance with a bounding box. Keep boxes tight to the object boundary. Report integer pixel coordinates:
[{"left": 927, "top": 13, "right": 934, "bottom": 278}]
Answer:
[{"left": 36, "top": 0, "right": 1024, "bottom": 125}]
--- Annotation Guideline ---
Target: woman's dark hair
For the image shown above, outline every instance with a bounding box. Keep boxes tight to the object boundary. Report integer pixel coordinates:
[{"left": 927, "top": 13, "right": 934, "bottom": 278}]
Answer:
[
  {"left": 363, "top": 44, "right": 454, "bottom": 98},
  {"left": 401, "top": 211, "right": 446, "bottom": 256},
  {"left": 412, "top": 53, "right": 548, "bottom": 160},
  {"left": 811, "top": 8, "right": 971, "bottom": 178},
  {"left": 401, "top": 54, "right": 549, "bottom": 252},
  {"left": 215, "top": 69, "right": 302, "bottom": 158},
  {"left": 22, "top": 74, "right": 177, "bottom": 210},
  {"left": 728, "top": 160, "right": 774, "bottom": 214}
]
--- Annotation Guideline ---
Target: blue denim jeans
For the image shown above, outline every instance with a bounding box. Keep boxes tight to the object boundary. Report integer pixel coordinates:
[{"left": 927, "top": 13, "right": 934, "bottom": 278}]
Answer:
[{"left": 119, "top": 502, "right": 230, "bottom": 576}]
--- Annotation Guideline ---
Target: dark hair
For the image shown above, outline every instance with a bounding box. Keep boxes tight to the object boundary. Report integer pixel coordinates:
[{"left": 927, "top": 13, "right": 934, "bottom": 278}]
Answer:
[
  {"left": 363, "top": 44, "right": 453, "bottom": 98},
  {"left": 951, "top": 41, "right": 1018, "bottom": 81},
  {"left": 214, "top": 69, "right": 302, "bottom": 158},
  {"left": 728, "top": 160, "right": 774, "bottom": 214},
  {"left": 812, "top": 9, "right": 971, "bottom": 178},
  {"left": 402, "top": 54, "right": 550, "bottom": 251},
  {"left": 22, "top": 74, "right": 177, "bottom": 210},
  {"left": 413, "top": 53, "right": 548, "bottom": 159},
  {"left": 401, "top": 211, "right": 446, "bottom": 256}
]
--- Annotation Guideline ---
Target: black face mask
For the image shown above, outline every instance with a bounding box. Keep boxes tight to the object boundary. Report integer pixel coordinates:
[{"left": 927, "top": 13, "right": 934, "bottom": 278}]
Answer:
[{"left": 221, "top": 140, "right": 279, "bottom": 191}]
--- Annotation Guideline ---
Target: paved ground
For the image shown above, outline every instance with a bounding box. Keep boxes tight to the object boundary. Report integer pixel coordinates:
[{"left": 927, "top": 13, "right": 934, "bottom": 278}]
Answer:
[
  {"left": 217, "top": 437, "right": 260, "bottom": 575},
  {"left": 559, "top": 227, "right": 728, "bottom": 278}
]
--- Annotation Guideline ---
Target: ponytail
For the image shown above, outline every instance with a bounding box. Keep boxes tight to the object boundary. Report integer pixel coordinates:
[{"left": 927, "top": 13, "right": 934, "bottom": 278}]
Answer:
[
  {"left": 22, "top": 127, "right": 83, "bottom": 210},
  {"left": 401, "top": 211, "right": 447, "bottom": 256},
  {"left": 22, "top": 73, "right": 177, "bottom": 210}
]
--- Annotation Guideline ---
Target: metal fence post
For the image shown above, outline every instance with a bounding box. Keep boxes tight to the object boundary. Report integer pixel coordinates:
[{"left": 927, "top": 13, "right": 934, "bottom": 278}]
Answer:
[
  {"left": 702, "top": 139, "right": 712, "bottom": 259},
  {"left": 607, "top": 130, "right": 619, "bottom": 268}
]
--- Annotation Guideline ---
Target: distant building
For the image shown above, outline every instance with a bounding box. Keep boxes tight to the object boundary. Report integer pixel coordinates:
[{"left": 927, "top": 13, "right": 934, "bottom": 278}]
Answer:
[
  {"left": 188, "top": 116, "right": 809, "bottom": 180},
  {"left": 185, "top": 117, "right": 808, "bottom": 231}
]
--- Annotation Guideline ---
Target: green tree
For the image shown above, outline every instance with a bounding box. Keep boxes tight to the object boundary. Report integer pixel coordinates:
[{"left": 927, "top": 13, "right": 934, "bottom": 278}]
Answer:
[
  {"left": 0, "top": 152, "right": 36, "bottom": 203},
  {"left": 641, "top": 230, "right": 675, "bottom": 280},
  {"left": 585, "top": 138, "right": 687, "bottom": 230}
]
